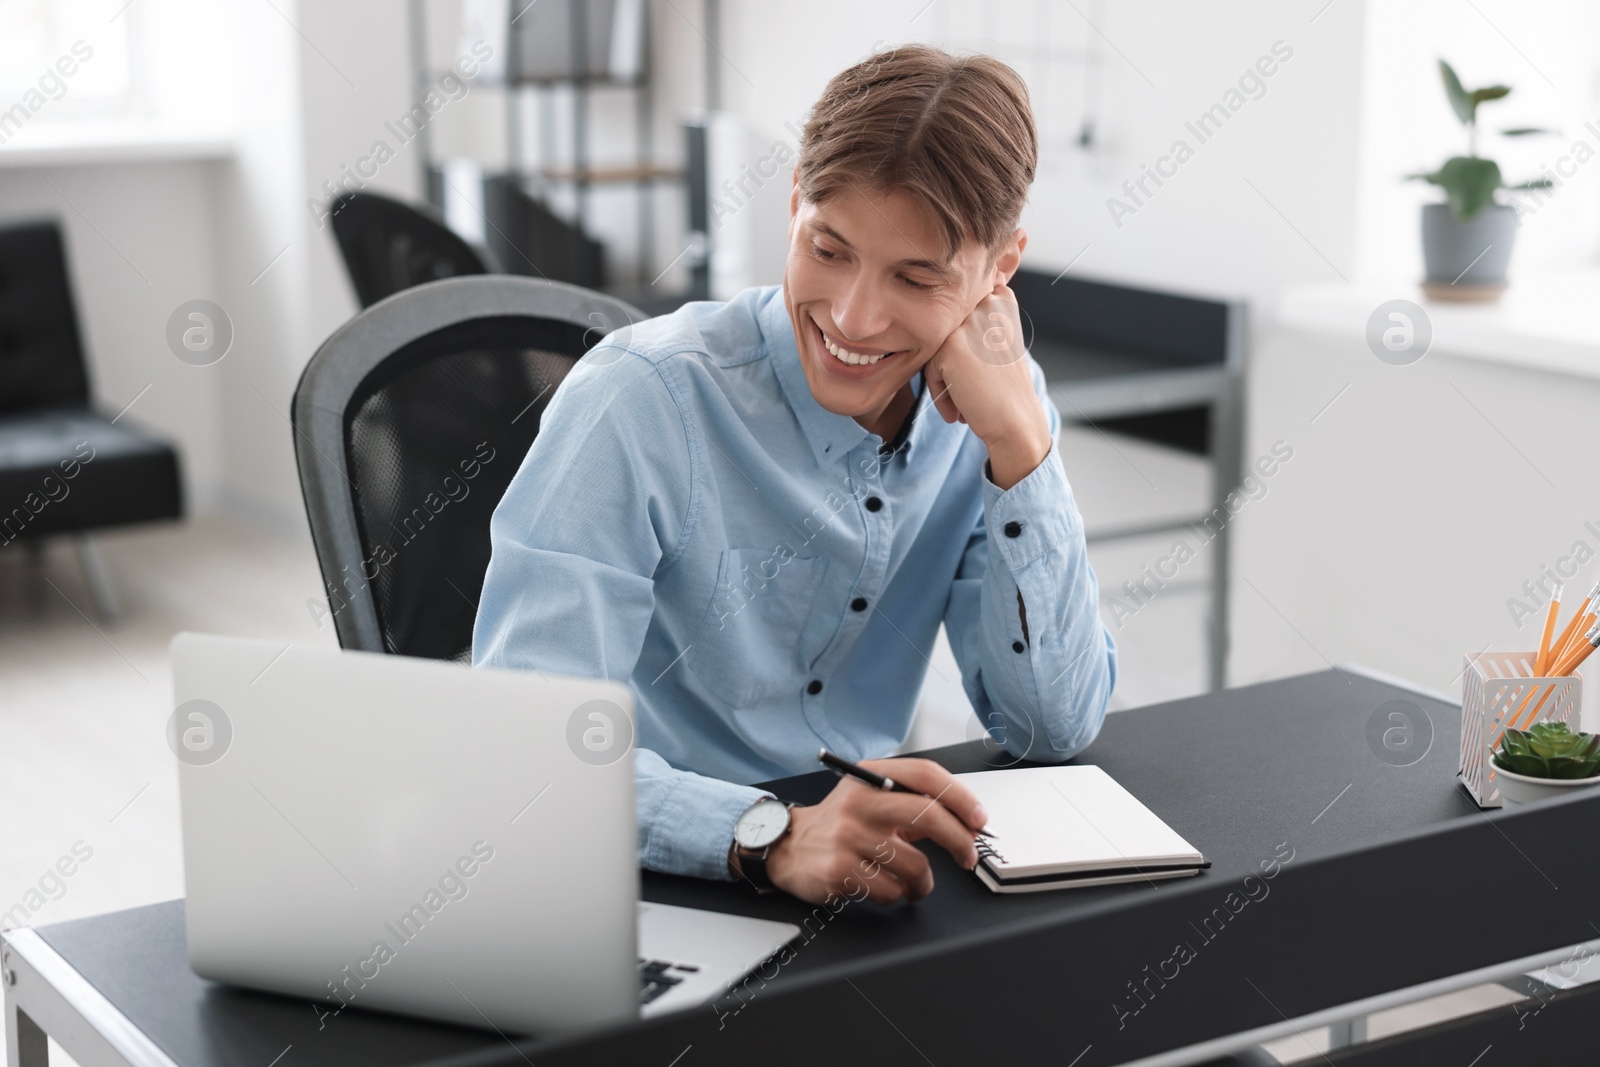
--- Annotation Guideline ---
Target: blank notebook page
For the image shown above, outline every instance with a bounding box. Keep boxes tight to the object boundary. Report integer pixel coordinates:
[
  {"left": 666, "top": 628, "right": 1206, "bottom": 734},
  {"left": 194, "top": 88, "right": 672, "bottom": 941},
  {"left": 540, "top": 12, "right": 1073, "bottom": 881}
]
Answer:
[{"left": 955, "top": 765, "right": 1203, "bottom": 877}]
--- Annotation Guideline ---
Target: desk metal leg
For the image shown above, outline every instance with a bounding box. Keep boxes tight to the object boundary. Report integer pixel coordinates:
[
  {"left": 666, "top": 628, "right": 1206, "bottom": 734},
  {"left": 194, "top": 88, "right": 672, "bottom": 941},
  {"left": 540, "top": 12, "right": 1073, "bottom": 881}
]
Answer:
[
  {"left": 6, "top": 1002, "right": 49, "bottom": 1067},
  {"left": 1326, "top": 1014, "right": 1367, "bottom": 1048},
  {"left": 1206, "top": 377, "right": 1243, "bottom": 692},
  {"left": 2, "top": 930, "right": 168, "bottom": 1067}
]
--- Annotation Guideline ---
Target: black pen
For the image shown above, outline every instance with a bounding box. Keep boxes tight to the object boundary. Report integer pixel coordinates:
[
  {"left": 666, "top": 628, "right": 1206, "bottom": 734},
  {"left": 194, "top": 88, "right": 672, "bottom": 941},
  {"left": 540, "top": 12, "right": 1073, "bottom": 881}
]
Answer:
[{"left": 818, "top": 748, "right": 998, "bottom": 840}]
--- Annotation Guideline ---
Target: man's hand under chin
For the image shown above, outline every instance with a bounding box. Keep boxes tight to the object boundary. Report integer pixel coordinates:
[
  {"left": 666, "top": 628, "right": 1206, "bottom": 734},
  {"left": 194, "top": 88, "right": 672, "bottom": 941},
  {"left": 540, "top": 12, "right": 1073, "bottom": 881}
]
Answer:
[{"left": 923, "top": 283, "right": 1053, "bottom": 490}]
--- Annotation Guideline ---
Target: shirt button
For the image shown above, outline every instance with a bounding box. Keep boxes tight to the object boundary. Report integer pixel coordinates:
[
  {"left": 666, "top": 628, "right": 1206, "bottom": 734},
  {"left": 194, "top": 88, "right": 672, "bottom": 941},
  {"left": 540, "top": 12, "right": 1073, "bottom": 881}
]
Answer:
[
  {"left": 865, "top": 496, "right": 883, "bottom": 512},
  {"left": 1012, "top": 640, "right": 1026, "bottom": 654},
  {"left": 1004, "top": 521, "right": 1022, "bottom": 538},
  {"left": 850, "top": 597, "right": 868, "bottom": 612},
  {"left": 807, "top": 679, "right": 823, "bottom": 695}
]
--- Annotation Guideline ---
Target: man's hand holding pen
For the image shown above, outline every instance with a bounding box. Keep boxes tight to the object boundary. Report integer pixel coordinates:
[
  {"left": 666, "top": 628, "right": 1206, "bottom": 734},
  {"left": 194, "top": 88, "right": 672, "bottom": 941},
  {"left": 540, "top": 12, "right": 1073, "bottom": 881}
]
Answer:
[{"left": 729, "top": 756, "right": 991, "bottom": 905}]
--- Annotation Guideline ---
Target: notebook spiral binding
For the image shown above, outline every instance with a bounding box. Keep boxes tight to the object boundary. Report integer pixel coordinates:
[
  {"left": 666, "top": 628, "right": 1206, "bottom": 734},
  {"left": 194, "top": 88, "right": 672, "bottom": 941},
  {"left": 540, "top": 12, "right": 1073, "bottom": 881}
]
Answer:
[{"left": 975, "top": 837, "right": 1007, "bottom": 866}]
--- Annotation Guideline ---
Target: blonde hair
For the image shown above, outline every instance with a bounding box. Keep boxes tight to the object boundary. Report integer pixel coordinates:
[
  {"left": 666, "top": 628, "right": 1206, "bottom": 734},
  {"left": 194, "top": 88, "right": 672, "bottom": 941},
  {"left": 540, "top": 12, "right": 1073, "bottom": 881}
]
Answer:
[{"left": 796, "top": 43, "right": 1038, "bottom": 265}]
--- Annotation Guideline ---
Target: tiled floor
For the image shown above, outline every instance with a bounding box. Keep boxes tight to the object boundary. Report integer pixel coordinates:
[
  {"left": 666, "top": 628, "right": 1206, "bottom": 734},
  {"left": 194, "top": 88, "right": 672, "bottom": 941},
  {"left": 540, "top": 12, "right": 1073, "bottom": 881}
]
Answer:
[
  {"left": 0, "top": 427, "right": 1539, "bottom": 1062},
  {"left": 0, "top": 513, "right": 334, "bottom": 936}
]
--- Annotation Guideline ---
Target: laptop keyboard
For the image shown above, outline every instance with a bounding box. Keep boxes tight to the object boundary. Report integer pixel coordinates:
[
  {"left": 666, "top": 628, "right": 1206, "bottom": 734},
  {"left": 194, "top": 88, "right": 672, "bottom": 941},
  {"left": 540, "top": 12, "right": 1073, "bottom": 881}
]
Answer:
[{"left": 638, "top": 957, "right": 701, "bottom": 1005}]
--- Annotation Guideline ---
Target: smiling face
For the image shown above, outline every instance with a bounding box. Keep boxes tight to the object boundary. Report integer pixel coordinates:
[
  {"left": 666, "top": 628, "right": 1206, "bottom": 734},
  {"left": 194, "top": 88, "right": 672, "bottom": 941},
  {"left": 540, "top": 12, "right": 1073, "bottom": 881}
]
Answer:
[{"left": 782, "top": 174, "right": 1025, "bottom": 439}]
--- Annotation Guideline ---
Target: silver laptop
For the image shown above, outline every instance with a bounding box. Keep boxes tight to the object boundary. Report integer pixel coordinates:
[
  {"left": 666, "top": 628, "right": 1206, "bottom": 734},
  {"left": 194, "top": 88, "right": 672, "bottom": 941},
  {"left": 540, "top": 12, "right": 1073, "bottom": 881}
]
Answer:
[{"left": 171, "top": 633, "right": 798, "bottom": 1035}]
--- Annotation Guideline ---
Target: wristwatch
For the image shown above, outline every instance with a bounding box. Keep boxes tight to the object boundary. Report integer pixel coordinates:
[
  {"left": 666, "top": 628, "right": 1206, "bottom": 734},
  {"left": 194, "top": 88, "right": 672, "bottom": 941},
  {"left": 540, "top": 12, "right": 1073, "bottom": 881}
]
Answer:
[{"left": 732, "top": 797, "right": 796, "bottom": 893}]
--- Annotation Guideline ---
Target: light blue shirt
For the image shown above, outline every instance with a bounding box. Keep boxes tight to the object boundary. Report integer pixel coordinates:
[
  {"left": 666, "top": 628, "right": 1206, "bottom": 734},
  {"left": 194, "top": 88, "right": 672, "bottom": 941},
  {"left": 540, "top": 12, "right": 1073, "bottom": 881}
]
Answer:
[{"left": 472, "top": 284, "right": 1116, "bottom": 881}]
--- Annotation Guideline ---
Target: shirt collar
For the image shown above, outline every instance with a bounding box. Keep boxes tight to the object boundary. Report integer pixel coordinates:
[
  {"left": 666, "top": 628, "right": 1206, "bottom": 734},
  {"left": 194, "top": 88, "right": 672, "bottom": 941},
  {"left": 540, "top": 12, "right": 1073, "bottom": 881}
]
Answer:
[
  {"left": 762, "top": 286, "right": 869, "bottom": 469},
  {"left": 760, "top": 286, "right": 925, "bottom": 469},
  {"left": 882, "top": 370, "right": 926, "bottom": 463}
]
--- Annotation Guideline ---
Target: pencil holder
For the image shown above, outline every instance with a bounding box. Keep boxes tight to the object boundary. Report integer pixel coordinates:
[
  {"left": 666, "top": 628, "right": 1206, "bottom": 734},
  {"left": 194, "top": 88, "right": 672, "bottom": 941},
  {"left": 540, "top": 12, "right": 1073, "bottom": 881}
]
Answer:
[{"left": 1458, "top": 650, "right": 1583, "bottom": 808}]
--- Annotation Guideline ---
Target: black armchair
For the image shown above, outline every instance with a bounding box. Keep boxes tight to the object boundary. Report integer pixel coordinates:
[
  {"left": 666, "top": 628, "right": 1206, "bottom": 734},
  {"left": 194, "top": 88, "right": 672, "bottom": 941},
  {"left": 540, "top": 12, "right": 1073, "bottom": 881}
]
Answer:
[{"left": 0, "top": 219, "right": 183, "bottom": 619}]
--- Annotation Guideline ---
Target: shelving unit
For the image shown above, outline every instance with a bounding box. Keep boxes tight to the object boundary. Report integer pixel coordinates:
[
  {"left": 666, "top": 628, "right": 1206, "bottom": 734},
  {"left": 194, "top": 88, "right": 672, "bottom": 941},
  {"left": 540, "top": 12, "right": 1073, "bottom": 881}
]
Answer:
[
  {"left": 506, "top": 58, "right": 673, "bottom": 290},
  {"left": 409, "top": 0, "right": 695, "bottom": 306}
]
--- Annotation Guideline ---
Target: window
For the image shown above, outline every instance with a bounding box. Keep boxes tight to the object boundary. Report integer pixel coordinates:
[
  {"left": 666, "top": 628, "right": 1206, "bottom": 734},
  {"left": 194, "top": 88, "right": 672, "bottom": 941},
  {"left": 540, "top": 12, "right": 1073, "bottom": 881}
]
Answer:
[{"left": 0, "top": 0, "right": 139, "bottom": 118}]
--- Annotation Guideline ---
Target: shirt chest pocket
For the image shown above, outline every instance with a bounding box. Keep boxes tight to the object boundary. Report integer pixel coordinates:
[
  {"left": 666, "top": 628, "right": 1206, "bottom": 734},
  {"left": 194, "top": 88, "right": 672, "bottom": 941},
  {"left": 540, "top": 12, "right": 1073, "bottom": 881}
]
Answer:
[{"left": 686, "top": 548, "right": 827, "bottom": 708}]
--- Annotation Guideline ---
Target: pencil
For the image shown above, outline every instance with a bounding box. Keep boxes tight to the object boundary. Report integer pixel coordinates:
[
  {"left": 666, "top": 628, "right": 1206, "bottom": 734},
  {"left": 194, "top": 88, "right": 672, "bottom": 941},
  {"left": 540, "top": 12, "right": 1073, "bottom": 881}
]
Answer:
[
  {"left": 1535, "top": 584, "right": 1563, "bottom": 675},
  {"left": 1551, "top": 580, "right": 1600, "bottom": 668},
  {"left": 1505, "top": 604, "right": 1557, "bottom": 733},
  {"left": 1561, "top": 610, "right": 1600, "bottom": 665},
  {"left": 818, "top": 748, "right": 998, "bottom": 840},
  {"left": 1499, "top": 622, "right": 1599, "bottom": 742},
  {"left": 1504, "top": 583, "right": 1587, "bottom": 735},
  {"left": 1552, "top": 623, "right": 1600, "bottom": 677}
]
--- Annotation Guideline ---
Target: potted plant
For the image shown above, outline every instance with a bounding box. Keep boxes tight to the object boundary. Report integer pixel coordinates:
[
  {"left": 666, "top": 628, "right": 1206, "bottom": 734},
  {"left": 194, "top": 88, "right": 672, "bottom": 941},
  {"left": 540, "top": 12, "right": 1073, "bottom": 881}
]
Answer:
[
  {"left": 1492, "top": 721, "right": 1600, "bottom": 806},
  {"left": 1406, "top": 60, "right": 1551, "bottom": 302}
]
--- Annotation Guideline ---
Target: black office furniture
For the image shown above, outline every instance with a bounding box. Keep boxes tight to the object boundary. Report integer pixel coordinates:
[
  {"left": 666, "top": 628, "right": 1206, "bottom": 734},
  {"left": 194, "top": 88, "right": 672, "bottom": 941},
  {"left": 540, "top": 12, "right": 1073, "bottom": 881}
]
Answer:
[
  {"left": 8, "top": 667, "right": 1599, "bottom": 1065},
  {"left": 406, "top": 0, "right": 708, "bottom": 311},
  {"left": 289, "top": 275, "right": 645, "bottom": 660},
  {"left": 480, "top": 173, "right": 606, "bottom": 290},
  {"left": 0, "top": 219, "right": 183, "bottom": 618},
  {"left": 1010, "top": 267, "right": 1246, "bottom": 691},
  {"left": 1322, "top": 978, "right": 1600, "bottom": 1064},
  {"left": 326, "top": 191, "right": 496, "bottom": 308},
  {"left": 412, "top": 0, "right": 675, "bottom": 291},
  {"left": 680, "top": 117, "right": 713, "bottom": 303}
]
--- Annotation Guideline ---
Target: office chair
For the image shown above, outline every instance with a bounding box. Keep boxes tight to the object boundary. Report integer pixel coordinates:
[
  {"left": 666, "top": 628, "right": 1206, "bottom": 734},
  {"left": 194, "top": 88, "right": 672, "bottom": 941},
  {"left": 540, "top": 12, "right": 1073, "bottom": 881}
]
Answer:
[
  {"left": 0, "top": 219, "right": 183, "bottom": 619},
  {"left": 327, "top": 190, "right": 498, "bottom": 308},
  {"left": 291, "top": 275, "right": 646, "bottom": 661},
  {"left": 481, "top": 174, "right": 607, "bottom": 289}
]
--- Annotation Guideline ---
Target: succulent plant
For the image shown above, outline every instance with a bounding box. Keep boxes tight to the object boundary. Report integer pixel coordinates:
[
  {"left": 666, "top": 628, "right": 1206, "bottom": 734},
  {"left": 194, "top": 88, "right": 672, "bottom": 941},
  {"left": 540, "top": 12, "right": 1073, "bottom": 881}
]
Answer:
[{"left": 1494, "top": 721, "right": 1600, "bottom": 781}]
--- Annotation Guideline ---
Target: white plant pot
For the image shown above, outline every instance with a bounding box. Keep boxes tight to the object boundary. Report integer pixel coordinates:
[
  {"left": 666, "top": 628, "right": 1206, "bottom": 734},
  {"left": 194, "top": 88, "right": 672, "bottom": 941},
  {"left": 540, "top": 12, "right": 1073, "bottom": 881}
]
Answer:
[{"left": 1493, "top": 763, "right": 1600, "bottom": 807}]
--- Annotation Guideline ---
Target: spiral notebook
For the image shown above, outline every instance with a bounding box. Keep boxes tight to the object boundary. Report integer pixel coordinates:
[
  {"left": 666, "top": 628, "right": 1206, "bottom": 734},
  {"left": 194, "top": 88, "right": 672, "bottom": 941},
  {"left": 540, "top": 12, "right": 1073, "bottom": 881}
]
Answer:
[{"left": 957, "top": 765, "right": 1208, "bottom": 894}]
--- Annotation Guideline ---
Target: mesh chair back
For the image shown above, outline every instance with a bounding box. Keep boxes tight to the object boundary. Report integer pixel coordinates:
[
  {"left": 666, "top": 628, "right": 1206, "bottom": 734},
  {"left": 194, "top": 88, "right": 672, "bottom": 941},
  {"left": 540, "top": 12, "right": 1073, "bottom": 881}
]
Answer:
[
  {"left": 292, "top": 276, "right": 646, "bottom": 661},
  {"left": 328, "top": 191, "right": 495, "bottom": 308},
  {"left": 0, "top": 219, "right": 91, "bottom": 416}
]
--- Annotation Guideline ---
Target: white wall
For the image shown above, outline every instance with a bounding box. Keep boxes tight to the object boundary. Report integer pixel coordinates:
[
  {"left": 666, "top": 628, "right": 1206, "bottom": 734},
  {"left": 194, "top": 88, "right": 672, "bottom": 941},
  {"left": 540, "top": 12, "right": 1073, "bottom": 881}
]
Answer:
[
  {"left": 204, "top": 0, "right": 312, "bottom": 534},
  {"left": 709, "top": 0, "right": 1367, "bottom": 312},
  {"left": 207, "top": 0, "right": 420, "bottom": 533},
  {"left": 1237, "top": 322, "right": 1600, "bottom": 726}
]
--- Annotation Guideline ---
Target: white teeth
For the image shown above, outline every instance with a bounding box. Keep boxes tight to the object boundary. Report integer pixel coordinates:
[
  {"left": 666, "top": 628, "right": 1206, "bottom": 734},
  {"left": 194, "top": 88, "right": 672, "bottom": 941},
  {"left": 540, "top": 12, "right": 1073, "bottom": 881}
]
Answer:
[{"left": 822, "top": 331, "right": 889, "bottom": 366}]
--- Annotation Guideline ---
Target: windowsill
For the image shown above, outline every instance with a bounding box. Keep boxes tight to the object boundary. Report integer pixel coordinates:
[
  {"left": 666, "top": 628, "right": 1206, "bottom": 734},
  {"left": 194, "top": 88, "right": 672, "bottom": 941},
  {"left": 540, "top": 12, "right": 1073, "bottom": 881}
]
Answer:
[
  {"left": 1274, "top": 270, "right": 1600, "bottom": 383},
  {"left": 0, "top": 120, "right": 234, "bottom": 169}
]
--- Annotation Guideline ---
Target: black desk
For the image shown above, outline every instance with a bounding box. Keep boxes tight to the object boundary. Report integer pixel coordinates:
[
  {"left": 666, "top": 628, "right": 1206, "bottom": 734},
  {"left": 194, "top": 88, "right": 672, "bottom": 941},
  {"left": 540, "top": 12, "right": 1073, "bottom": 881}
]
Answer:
[{"left": 7, "top": 669, "right": 1599, "bottom": 1066}]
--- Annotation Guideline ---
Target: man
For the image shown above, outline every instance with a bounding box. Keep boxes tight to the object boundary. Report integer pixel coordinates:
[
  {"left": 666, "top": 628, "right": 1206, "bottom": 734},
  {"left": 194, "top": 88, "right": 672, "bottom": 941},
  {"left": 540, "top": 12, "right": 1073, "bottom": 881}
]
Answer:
[{"left": 473, "top": 43, "right": 1116, "bottom": 906}]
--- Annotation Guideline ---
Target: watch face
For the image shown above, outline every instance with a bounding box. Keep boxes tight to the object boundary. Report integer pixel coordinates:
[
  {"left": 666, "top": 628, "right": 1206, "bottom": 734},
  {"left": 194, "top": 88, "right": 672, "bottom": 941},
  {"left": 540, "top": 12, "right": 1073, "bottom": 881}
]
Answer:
[{"left": 736, "top": 799, "right": 790, "bottom": 849}]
